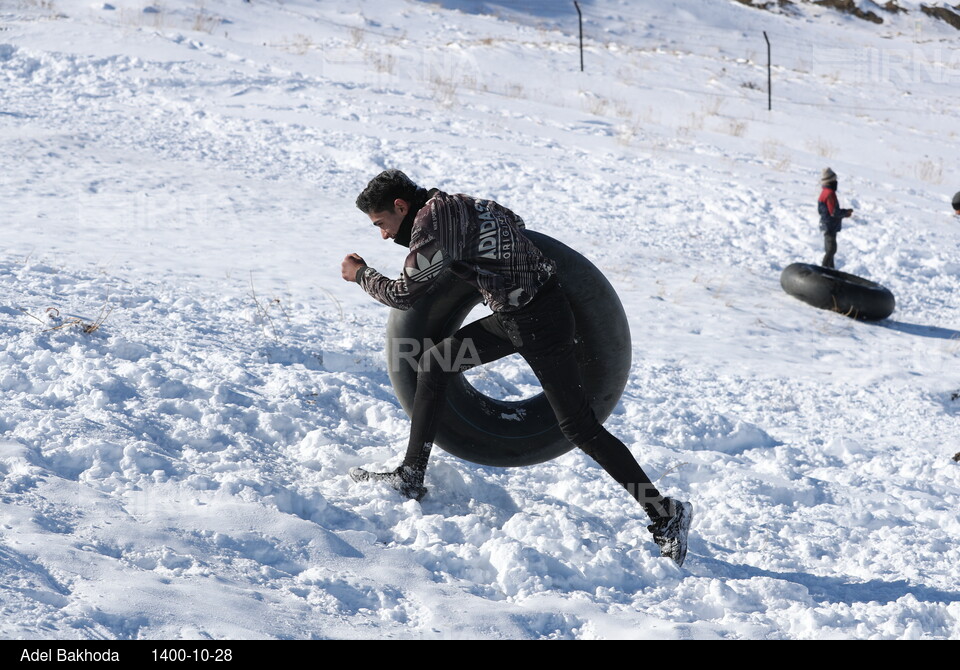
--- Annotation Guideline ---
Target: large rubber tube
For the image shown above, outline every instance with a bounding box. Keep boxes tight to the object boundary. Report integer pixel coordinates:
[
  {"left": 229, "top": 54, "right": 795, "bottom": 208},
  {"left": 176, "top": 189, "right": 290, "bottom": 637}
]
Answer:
[
  {"left": 780, "top": 262, "right": 895, "bottom": 321},
  {"left": 385, "top": 231, "right": 632, "bottom": 467}
]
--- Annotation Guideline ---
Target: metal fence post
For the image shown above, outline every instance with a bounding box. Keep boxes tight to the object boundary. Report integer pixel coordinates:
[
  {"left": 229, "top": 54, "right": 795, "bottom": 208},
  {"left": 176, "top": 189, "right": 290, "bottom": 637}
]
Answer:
[
  {"left": 574, "top": 1, "right": 584, "bottom": 72},
  {"left": 764, "top": 31, "right": 772, "bottom": 111}
]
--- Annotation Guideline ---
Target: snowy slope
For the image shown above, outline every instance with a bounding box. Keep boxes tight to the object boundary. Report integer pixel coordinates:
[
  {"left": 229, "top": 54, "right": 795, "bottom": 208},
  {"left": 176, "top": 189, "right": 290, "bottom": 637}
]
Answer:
[{"left": 2, "top": 0, "right": 960, "bottom": 639}]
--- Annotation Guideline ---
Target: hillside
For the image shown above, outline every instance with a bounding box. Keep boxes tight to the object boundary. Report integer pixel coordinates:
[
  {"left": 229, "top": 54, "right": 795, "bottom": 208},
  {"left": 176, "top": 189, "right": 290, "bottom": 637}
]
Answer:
[{"left": 2, "top": 0, "right": 959, "bottom": 639}]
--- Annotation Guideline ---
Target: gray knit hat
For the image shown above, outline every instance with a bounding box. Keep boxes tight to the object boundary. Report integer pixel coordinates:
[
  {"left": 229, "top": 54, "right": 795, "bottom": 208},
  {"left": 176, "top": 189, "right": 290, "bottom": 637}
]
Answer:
[
  {"left": 821, "top": 167, "right": 838, "bottom": 185},
  {"left": 953, "top": 191, "right": 960, "bottom": 211}
]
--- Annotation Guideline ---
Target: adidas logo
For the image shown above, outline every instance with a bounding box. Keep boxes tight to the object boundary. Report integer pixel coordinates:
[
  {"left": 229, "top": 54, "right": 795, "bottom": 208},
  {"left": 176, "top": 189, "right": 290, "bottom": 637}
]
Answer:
[{"left": 405, "top": 250, "right": 445, "bottom": 283}]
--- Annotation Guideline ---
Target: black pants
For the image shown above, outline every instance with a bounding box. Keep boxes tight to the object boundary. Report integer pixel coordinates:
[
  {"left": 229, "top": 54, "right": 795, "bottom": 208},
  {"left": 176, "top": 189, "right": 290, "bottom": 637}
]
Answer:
[
  {"left": 402, "top": 280, "right": 666, "bottom": 519},
  {"left": 822, "top": 232, "right": 838, "bottom": 269}
]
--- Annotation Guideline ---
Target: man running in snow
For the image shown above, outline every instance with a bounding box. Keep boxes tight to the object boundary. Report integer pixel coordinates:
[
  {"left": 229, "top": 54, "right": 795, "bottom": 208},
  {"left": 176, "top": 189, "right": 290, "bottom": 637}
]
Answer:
[
  {"left": 818, "top": 168, "right": 854, "bottom": 269},
  {"left": 340, "top": 169, "right": 693, "bottom": 566}
]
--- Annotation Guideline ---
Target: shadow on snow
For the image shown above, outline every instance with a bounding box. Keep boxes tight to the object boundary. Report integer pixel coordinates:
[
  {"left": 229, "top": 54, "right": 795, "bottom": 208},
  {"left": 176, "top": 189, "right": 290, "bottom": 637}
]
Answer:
[
  {"left": 874, "top": 319, "right": 960, "bottom": 341},
  {"left": 696, "top": 551, "right": 960, "bottom": 606}
]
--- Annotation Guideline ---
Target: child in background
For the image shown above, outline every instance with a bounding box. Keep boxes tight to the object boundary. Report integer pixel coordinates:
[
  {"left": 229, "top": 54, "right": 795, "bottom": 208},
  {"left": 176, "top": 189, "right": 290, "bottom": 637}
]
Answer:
[{"left": 818, "top": 168, "right": 854, "bottom": 269}]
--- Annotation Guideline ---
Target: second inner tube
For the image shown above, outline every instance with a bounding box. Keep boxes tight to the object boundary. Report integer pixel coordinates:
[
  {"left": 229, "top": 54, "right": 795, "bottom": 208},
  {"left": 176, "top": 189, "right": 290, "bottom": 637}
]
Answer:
[{"left": 780, "top": 262, "right": 895, "bottom": 321}]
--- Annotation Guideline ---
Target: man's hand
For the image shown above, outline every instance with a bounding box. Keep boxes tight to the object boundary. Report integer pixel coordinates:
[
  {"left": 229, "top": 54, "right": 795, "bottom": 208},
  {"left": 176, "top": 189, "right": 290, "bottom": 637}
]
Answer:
[
  {"left": 341, "top": 253, "right": 367, "bottom": 282},
  {"left": 843, "top": 209, "right": 854, "bottom": 218}
]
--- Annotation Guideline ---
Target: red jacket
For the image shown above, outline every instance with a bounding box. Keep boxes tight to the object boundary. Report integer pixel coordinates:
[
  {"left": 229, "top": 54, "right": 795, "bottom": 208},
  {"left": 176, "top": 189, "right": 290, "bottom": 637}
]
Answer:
[{"left": 818, "top": 187, "right": 850, "bottom": 234}]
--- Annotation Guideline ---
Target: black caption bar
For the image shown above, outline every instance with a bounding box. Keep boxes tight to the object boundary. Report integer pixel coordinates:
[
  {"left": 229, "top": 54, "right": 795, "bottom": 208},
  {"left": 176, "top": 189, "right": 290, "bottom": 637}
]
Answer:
[{"left": 5, "top": 641, "right": 246, "bottom": 664}]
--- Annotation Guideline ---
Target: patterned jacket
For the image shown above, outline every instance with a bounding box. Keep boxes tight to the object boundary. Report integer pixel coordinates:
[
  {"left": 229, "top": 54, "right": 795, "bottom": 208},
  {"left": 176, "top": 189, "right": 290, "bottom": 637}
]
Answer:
[{"left": 357, "top": 191, "right": 557, "bottom": 312}]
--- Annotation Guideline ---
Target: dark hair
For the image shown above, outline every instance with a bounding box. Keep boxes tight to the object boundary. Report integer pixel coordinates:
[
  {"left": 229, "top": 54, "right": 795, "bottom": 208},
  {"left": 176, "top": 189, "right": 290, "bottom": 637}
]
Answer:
[
  {"left": 356, "top": 170, "right": 422, "bottom": 214},
  {"left": 953, "top": 191, "right": 960, "bottom": 211}
]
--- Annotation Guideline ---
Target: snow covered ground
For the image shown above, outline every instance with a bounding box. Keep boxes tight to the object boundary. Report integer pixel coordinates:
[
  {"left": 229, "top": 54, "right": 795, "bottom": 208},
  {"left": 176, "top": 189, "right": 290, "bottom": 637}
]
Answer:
[{"left": 2, "top": 0, "right": 960, "bottom": 639}]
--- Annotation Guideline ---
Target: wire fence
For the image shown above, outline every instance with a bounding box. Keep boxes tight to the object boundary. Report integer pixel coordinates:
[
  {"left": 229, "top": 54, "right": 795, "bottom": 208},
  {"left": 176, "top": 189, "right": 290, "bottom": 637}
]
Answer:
[{"left": 259, "top": 0, "right": 959, "bottom": 117}]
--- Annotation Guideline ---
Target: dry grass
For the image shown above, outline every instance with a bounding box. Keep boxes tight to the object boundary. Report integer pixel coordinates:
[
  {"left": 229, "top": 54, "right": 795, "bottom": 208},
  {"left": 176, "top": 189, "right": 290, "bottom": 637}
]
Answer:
[
  {"left": 248, "top": 273, "right": 286, "bottom": 341},
  {"left": 365, "top": 50, "right": 397, "bottom": 75},
  {"left": 284, "top": 34, "right": 316, "bottom": 56},
  {"left": 654, "top": 461, "right": 690, "bottom": 482},
  {"left": 683, "top": 112, "right": 705, "bottom": 133},
  {"left": 140, "top": 5, "right": 166, "bottom": 30},
  {"left": 114, "top": 2, "right": 225, "bottom": 35},
  {"left": 17, "top": 0, "right": 65, "bottom": 15},
  {"left": 505, "top": 83, "right": 525, "bottom": 99},
  {"left": 461, "top": 73, "right": 480, "bottom": 92},
  {"left": 615, "top": 120, "right": 642, "bottom": 146},
  {"left": 429, "top": 74, "right": 458, "bottom": 108},
  {"left": 192, "top": 8, "right": 221, "bottom": 34},
  {"left": 19, "top": 0, "right": 53, "bottom": 8},
  {"left": 704, "top": 96, "right": 725, "bottom": 117},
  {"left": 806, "top": 137, "right": 835, "bottom": 159},
  {"left": 20, "top": 305, "right": 113, "bottom": 334},
  {"left": 915, "top": 157, "right": 944, "bottom": 185},
  {"left": 725, "top": 119, "right": 748, "bottom": 137},
  {"left": 581, "top": 93, "right": 609, "bottom": 116},
  {"left": 317, "top": 287, "right": 344, "bottom": 322},
  {"left": 350, "top": 27, "right": 365, "bottom": 47},
  {"left": 761, "top": 139, "right": 792, "bottom": 172},
  {"left": 613, "top": 100, "right": 635, "bottom": 120}
]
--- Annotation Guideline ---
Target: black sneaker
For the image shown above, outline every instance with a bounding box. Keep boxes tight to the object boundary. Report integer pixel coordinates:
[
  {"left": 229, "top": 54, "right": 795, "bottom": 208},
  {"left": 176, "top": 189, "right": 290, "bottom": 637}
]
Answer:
[
  {"left": 349, "top": 466, "right": 427, "bottom": 502},
  {"left": 647, "top": 498, "right": 693, "bottom": 567}
]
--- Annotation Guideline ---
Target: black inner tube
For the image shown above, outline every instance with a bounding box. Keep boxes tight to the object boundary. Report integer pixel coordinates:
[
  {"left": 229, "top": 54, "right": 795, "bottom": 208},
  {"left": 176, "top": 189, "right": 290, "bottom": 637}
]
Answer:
[
  {"left": 385, "top": 231, "right": 632, "bottom": 467},
  {"left": 780, "top": 262, "right": 895, "bottom": 321}
]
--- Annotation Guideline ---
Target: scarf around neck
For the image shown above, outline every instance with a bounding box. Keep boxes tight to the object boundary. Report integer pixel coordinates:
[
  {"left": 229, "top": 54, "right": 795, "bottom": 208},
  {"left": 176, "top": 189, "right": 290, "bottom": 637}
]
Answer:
[{"left": 393, "top": 187, "right": 436, "bottom": 247}]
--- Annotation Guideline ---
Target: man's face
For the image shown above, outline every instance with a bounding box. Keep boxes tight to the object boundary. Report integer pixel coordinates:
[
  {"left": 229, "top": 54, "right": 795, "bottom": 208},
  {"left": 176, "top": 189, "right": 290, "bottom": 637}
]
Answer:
[{"left": 368, "top": 199, "right": 409, "bottom": 240}]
